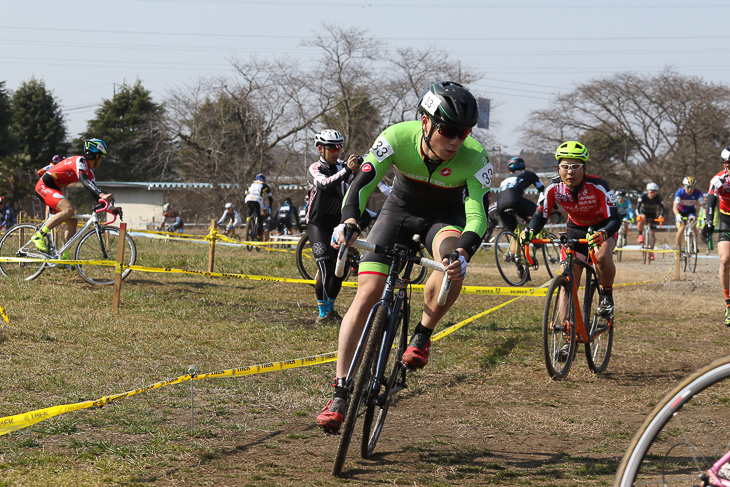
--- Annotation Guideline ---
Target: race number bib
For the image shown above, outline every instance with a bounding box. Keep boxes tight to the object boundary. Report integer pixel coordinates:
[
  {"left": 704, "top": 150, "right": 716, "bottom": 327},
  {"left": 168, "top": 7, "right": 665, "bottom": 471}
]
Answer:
[
  {"left": 370, "top": 136, "right": 394, "bottom": 162},
  {"left": 474, "top": 161, "right": 493, "bottom": 189}
]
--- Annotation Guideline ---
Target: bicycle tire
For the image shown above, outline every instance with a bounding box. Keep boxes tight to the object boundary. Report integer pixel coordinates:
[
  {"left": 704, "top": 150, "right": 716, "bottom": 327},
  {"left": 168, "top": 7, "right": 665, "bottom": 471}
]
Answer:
[
  {"left": 295, "top": 233, "right": 316, "bottom": 281},
  {"left": 0, "top": 224, "right": 47, "bottom": 281},
  {"left": 614, "top": 355, "right": 730, "bottom": 486},
  {"left": 75, "top": 226, "right": 136, "bottom": 285},
  {"left": 584, "top": 270, "right": 613, "bottom": 374},
  {"left": 542, "top": 275, "right": 576, "bottom": 380},
  {"left": 295, "top": 233, "right": 349, "bottom": 284},
  {"left": 642, "top": 228, "right": 649, "bottom": 265},
  {"left": 494, "top": 230, "right": 529, "bottom": 286},
  {"left": 245, "top": 216, "right": 257, "bottom": 251},
  {"left": 616, "top": 229, "right": 626, "bottom": 263},
  {"left": 688, "top": 231, "right": 698, "bottom": 273},
  {"left": 361, "top": 299, "right": 409, "bottom": 459},
  {"left": 332, "top": 305, "right": 388, "bottom": 477},
  {"left": 542, "top": 232, "right": 561, "bottom": 279}
]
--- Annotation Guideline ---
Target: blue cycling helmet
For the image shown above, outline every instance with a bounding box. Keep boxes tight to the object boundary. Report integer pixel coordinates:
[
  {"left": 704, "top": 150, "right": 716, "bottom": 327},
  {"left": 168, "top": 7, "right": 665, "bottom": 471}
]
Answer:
[
  {"left": 84, "top": 138, "right": 107, "bottom": 157},
  {"left": 507, "top": 157, "right": 525, "bottom": 172},
  {"left": 255, "top": 173, "right": 266, "bottom": 182}
]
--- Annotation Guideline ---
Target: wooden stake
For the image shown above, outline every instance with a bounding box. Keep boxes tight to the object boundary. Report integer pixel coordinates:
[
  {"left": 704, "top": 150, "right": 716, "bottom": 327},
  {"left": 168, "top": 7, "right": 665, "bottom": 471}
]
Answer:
[{"left": 112, "top": 223, "right": 127, "bottom": 311}]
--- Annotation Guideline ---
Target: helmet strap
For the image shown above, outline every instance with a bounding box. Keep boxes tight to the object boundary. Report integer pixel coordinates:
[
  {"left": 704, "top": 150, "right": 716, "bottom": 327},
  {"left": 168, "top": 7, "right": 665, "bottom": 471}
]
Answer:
[{"left": 421, "top": 123, "right": 444, "bottom": 164}]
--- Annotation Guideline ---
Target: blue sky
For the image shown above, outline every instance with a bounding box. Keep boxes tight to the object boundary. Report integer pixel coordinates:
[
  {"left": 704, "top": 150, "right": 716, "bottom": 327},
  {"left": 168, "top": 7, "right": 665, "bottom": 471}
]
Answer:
[{"left": 2, "top": 0, "right": 728, "bottom": 155}]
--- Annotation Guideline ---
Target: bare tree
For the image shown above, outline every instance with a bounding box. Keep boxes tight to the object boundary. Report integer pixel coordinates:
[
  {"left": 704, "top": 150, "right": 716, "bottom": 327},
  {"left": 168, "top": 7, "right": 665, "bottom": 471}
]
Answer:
[{"left": 521, "top": 68, "right": 730, "bottom": 192}]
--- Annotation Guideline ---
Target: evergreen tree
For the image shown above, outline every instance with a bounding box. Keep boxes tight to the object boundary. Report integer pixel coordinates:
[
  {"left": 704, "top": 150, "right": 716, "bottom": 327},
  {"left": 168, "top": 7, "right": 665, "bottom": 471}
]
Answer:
[
  {"left": 0, "top": 82, "right": 14, "bottom": 158},
  {"left": 79, "top": 80, "right": 165, "bottom": 181},
  {"left": 10, "top": 77, "right": 67, "bottom": 172}
]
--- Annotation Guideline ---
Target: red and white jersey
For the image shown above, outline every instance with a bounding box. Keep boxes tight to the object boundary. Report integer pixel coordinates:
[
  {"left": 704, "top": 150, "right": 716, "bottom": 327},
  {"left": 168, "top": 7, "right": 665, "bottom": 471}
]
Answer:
[
  {"left": 45, "top": 156, "right": 96, "bottom": 187},
  {"left": 708, "top": 169, "right": 730, "bottom": 215},
  {"left": 537, "top": 174, "right": 616, "bottom": 227}
]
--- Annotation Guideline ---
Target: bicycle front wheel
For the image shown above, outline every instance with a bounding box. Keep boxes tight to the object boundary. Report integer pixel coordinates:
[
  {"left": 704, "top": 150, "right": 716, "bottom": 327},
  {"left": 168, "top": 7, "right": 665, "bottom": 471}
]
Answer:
[
  {"left": 332, "top": 305, "right": 388, "bottom": 477},
  {"left": 542, "top": 275, "right": 576, "bottom": 380},
  {"left": 688, "top": 231, "right": 698, "bottom": 273},
  {"left": 361, "top": 300, "right": 409, "bottom": 459},
  {"left": 494, "top": 230, "right": 528, "bottom": 286},
  {"left": 75, "top": 227, "right": 136, "bottom": 285},
  {"left": 614, "top": 355, "right": 730, "bottom": 486},
  {"left": 584, "top": 271, "right": 613, "bottom": 374},
  {"left": 0, "top": 224, "right": 47, "bottom": 281}
]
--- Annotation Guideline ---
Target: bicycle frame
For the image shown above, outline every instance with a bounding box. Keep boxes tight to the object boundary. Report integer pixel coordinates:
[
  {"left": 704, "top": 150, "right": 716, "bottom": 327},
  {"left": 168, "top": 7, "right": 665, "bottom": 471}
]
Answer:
[
  {"left": 344, "top": 248, "right": 415, "bottom": 390},
  {"left": 40, "top": 201, "right": 118, "bottom": 260},
  {"left": 527, "top": 237, "right": 602, "bottom": 343}
]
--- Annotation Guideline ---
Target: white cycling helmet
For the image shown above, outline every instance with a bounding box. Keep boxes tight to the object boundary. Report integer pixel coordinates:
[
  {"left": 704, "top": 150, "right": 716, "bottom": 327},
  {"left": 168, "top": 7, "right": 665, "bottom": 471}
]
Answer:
[
  {"left": 722, "top": 145, "right": 730, "bottom": 162},
  {"left": 163, "top": 203, "right": 171, "bottom": 211},
  {"left": 314, "top": 129, "right": 344, "bottom": 147},
  {"left": 682, "top": 177, "right": 696, "bottom": 188},
  {"left": 225, "top": 202, "right": 234, "bottom": 209},
  {"left": 646, "top": 182, "right": 659, "bottom": 191}
]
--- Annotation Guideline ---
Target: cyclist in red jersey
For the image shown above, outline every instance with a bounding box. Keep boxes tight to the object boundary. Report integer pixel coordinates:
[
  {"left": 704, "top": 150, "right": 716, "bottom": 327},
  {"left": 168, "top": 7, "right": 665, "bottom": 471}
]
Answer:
[
  {"left": 32, "top": 139, "right": 114, "bottom": 256},
  {"left": 519, "top": 141, "right": 620, "bottom": 317},
  {"left": 701, "top": 145, "right": 730, "bottom": 326}
]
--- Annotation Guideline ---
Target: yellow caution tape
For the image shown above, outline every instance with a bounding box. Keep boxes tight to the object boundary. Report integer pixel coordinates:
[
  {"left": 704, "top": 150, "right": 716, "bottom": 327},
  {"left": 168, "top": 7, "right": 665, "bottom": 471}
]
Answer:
[
  {"left": 0, "top": 304, "right": 8, "bottom": 325},
  {"left": 0, "top": 350, "right": 338, "bottom": 436},
  {"left": 0, "top": 274, "right": 653, "bottom": 436}
]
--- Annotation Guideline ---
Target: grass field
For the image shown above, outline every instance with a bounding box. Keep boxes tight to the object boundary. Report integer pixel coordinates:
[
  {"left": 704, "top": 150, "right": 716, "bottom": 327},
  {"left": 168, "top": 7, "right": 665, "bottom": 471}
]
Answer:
[{"left": 0, "top": 229, "right": 725, "bottom": 486}]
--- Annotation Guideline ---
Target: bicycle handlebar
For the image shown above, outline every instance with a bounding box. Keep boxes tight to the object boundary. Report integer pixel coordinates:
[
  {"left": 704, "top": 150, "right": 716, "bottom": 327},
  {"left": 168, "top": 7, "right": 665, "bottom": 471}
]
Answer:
[
  {"left": 93, "top": 199, "right": 121, "bottom": 226},
  {"left": 335, "top": 223, "right": 358, "bottom": 278},
  {"left": 437, "top": 250, "right": 459, "bottom": 306}
]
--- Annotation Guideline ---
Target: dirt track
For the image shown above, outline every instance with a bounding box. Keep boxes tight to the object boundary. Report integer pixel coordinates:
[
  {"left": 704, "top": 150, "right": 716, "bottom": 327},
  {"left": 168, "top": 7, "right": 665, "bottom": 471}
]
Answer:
[{"left": 142, "top": 243, "right": 727, "bottom": 486}]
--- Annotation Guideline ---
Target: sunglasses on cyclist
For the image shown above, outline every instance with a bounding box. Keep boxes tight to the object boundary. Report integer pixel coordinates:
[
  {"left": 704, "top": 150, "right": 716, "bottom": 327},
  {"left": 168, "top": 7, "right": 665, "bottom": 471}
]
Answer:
[
  {"left": 558, "top": 163, "right": 584, "bottom": 171},
  {"left": 324, "top": 144, "right": 342, "bottom": 150},
  {"left": 433, "top": 122, "right": 471, "bottom": 140}
]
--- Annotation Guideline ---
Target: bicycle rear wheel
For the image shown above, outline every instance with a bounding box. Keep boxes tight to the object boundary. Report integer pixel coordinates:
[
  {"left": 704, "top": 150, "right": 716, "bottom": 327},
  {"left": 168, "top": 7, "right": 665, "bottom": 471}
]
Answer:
[
  {"left": 688, "top": 231, "right": 698, "bottom": 273},
  {"left": 583, "top": 270, "right": 613, "bottom": 374},
  {"left": 361, "top": 299, "right": 409, "bottom": 459},
  {"left": 542, "top": 275, "right": 576, "bottom": 380},
  {"left": 494, "top": 230, "right": 529, "bottom": 286},
  {"left": 614, "top": 355, "right": 730, "bottom": 486},
  {"left": 245, "top": 216, "right": 257, "bottom": 251},
  {"left": 332, "top": 304, "right": 388, "bottom": 476},
  {"left": 541, "top": 232, "right": 561, "bottom": 279},
  {"left": 0, "top": 224, "right": 47, "bottom": 281},
  {"left": 75, "top": 226, "right": 136, "bottom": 285}
]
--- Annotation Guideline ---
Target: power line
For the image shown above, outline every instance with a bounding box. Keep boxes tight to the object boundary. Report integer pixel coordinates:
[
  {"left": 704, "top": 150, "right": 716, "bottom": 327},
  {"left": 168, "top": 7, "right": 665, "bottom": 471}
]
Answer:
[{"left": 1, "top": 25, "right": 728, "bottom": 43}]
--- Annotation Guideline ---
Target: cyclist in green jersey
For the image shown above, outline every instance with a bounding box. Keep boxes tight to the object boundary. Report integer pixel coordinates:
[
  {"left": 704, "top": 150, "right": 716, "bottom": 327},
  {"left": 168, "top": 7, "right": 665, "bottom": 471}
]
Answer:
[{"left": 317, "top": 81, "right": 492, "bottom": 433}]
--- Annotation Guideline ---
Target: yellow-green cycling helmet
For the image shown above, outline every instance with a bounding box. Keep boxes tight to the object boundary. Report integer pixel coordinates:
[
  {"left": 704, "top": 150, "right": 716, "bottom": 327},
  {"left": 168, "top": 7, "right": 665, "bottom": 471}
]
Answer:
[{"left": 555, "top": 141, "right": 589, "bottom": 163}]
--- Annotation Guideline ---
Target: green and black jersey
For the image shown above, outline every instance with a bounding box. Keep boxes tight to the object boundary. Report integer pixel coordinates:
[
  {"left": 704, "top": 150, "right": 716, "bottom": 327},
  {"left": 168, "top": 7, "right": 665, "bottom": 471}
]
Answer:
[{"left": 342, "top": 120, "right": 492, "bottom": 257}]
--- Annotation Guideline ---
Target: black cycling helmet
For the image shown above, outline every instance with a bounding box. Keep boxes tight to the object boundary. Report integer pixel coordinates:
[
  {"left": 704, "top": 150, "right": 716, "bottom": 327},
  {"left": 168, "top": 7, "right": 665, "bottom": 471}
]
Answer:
[
  {"left": 416, "top": 81, "right": 479, "bottom": 130},
  {"left": 507, "top": 157, "right": 525, "bottom": 172},
  {"left": 615, "top": 189, "right": 626, "bottom": 198},
  {"left": 284, "top": 197, "right": 293, "bottom": 204}
]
